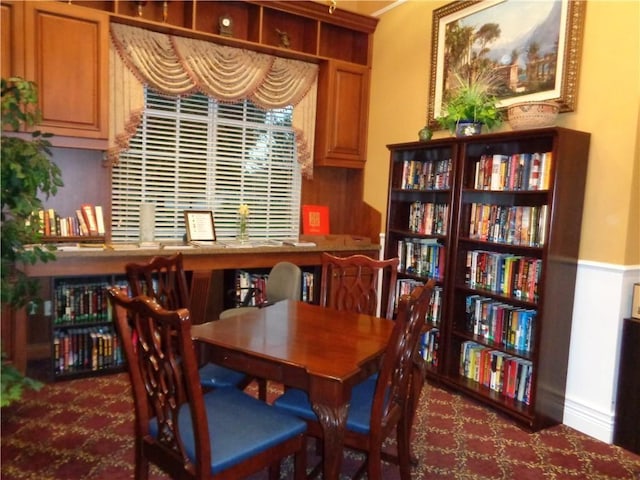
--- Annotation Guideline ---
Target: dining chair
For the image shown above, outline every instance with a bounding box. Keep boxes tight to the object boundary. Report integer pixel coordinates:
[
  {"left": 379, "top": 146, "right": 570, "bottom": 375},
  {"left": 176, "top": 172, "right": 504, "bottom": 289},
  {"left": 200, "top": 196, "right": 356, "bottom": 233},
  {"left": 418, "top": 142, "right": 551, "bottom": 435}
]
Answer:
[
  {"left": 107, "top": 287, "right": 307, "bottom": 480},
  {"left": 319, "top": 252, "right": 429, "bottom": 470},
  {"left": 273, "top": 279, "right": 436, "bottom": 480},
  {"left": 219, "top": 261, "right": 302, "bottom": 319},
  {"left": 124, "top": 253, "right": 248, "bottom": 392},
  {"left": 319, "top": 252, "right": 399, "bottom": 320},
  {"left": 217, "top": 261, "right": 301, "bottom": 399}
]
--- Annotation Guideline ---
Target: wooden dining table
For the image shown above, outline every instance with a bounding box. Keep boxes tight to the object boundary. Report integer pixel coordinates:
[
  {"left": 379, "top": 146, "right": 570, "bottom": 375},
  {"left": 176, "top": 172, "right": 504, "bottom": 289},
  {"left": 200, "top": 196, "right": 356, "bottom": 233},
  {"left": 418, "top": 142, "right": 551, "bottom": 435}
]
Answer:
[{"left": 191, "top": 299, "right": 395, "bottom": 480}]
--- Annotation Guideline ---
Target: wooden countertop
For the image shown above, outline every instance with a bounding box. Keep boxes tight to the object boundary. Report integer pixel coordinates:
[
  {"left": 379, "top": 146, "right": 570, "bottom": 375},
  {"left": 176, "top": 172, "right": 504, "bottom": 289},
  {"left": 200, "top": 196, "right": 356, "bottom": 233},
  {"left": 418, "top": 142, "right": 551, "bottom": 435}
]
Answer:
[{"left": 23, "top": 237, "right": 380, "bottom": 276}]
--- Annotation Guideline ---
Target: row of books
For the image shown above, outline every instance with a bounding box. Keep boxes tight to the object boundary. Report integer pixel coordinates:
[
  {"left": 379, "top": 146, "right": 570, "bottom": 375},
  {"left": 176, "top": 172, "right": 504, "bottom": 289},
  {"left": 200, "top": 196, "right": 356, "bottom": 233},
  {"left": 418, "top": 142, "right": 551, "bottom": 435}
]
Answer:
[
  {"left": 301, "top": 271, "right": 315, "bottom": 303},
  {"left": 400, "top": 158, "right": 452, "bottom": 190},
  {"left": 473, "top": 152, "right": 553, "bottom": 191},
  {"left": 420, "top": 328, "right": 439, "bottom": 368},
  {"left": 53, "top": 326, "right": 124, "bottom": 374},
  {"left": 37, "top": 204, "right": 105, "bottom": 237},
  {"left": 465, "top": 295, "right": 536, "bottom": 353},
  {"left": 54, "top": 280, "right": 111, "bottom": 324},
  {"left": 460, "top": 341, "right": 533, "bottom": 404},
  {"left": 397, "top": 239, "right": 446, "bottom": 280},
  {"left": 233, "top": 271, "right": 268, "bottom": 306},
  {"left": 468, "top": 203, "right": 548, "bottom": 247},
  {"left": 232, "top": 270, "right": 315, "bottom": 305},
  {"left": 408, "top": 202, "right": 449, "bottom": 236},
  {"left": 395, "top": 279, "right": 443, "bottom": 325},
  {"left": 465, "top": 250, "right": 542, "bottom": 302}
]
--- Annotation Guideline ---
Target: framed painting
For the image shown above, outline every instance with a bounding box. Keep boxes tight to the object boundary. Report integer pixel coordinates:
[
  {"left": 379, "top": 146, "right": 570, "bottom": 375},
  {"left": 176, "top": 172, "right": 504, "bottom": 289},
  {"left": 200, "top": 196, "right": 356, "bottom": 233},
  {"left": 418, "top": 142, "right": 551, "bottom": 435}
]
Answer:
[{"left": 427, "top": 0, "right": 586, "bottom": 127}]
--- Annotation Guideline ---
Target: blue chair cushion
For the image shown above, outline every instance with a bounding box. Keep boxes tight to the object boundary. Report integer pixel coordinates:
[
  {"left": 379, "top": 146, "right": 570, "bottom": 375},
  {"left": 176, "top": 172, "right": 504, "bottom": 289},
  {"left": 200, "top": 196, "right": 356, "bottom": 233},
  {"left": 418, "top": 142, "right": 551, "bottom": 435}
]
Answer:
[
  {"left": 198, "top": 362, "right": 246, "bottom": 389},
  {"left": 149, "top": 388, "right": 306, "bottom": 475},
  {"left": 273, "top": 376, "right": 378, "bottom": 435}
]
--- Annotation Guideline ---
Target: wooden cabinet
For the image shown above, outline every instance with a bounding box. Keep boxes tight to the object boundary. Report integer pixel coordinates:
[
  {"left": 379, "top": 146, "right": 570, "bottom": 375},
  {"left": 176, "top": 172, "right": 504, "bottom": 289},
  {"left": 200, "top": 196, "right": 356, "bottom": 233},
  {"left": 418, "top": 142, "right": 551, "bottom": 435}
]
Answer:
[
  {"left": 23, "top": 2, "right": 109, "bottom": 144},
  {"left": 385, "top": 127, "right": 591, "bottom": 430},
  {"left": 4, "top": 1, "right": 377, "bottom": 163},
  {"left": 314, "top": 61, "right": 370, "bottom": 168},
  {"left": 67, "top": 0, "right": 378, "bottom": 166},
  {"left": 1, "top": 1, "right": 24, "bottom": 79},
  {"left": 614, "top": 317, "right": 640, "bottom": 454}
]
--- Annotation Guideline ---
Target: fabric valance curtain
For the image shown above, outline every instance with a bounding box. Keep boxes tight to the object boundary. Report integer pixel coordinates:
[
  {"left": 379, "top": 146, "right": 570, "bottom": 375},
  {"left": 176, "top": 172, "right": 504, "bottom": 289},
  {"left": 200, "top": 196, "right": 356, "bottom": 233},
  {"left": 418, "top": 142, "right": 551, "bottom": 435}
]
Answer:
[{"left": 108, "top": 23, "right": 318, "bottom": 177}]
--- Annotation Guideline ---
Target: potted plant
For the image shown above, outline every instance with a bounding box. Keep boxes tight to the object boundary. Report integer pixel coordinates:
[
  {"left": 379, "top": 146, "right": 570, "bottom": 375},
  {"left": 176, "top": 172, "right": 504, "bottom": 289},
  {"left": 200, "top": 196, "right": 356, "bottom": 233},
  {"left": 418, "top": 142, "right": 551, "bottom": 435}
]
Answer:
[
  {"left": 1, "top": 77, "right": 64, "bottom": 406},
  {"left": 437, "top": 69, "right": 502, "bottom": 136}
]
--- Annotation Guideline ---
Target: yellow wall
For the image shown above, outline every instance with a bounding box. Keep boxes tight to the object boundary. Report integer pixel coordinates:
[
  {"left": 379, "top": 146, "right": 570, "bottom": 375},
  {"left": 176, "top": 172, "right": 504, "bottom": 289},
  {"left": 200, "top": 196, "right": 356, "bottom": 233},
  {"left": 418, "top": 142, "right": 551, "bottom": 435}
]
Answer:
[{"left": 365, "top": 0, "right": 640, "bottom": 265}]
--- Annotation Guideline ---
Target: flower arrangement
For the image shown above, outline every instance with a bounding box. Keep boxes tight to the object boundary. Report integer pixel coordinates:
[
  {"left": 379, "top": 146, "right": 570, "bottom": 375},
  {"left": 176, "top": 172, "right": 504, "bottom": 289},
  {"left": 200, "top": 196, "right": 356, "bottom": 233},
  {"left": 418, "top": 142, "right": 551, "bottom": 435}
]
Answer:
[{"left": 237, "top": 204, "right": 250, "bottom": 241}]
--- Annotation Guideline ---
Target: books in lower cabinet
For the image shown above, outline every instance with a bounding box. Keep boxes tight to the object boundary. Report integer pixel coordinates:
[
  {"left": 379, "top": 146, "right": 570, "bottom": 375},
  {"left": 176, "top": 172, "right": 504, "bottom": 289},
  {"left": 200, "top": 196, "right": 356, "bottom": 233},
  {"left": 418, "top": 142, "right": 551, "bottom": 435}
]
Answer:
[
  {"left": 227, "top": 268, "right": 317, "bottom": 307},
  {"left": 51, "top": 277, "right": 126, "bottom": 378}
]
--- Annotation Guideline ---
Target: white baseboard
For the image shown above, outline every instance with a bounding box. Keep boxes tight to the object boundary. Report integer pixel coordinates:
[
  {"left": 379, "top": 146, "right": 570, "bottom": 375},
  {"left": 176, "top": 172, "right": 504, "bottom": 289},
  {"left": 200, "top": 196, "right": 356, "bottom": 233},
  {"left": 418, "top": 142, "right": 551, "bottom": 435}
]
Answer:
[{"left": 564, "top": 395, "right": 616, "bottom": 443}]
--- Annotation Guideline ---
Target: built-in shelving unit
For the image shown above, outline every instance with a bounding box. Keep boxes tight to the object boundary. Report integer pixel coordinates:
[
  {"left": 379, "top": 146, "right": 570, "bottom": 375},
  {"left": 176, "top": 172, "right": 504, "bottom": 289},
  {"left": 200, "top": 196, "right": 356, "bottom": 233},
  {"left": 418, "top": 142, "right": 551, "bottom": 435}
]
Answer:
[
  {"left": 71, "top": 0, "right": 376, "bottom": 65},
  {"left": 51, "top": 275, "right": 127, "bottom": 380}
]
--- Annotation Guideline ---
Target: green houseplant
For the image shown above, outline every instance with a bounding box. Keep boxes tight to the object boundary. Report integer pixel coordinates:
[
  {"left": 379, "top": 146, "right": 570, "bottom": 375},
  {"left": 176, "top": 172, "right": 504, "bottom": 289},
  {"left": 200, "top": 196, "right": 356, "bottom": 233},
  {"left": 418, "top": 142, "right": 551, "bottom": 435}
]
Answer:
[
  {"left": 437, "top": 70, "right": 502, "bottom": 136},
  {"left": 1, "top": 77, "right": 64, "bottom": 406}
]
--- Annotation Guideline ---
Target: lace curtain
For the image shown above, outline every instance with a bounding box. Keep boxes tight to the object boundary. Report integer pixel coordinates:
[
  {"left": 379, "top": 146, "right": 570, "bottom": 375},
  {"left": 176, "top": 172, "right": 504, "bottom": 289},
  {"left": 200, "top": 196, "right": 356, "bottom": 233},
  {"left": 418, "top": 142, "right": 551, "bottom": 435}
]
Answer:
[{"left": 108, "top": 23, "right": 318, "bottom": 177}]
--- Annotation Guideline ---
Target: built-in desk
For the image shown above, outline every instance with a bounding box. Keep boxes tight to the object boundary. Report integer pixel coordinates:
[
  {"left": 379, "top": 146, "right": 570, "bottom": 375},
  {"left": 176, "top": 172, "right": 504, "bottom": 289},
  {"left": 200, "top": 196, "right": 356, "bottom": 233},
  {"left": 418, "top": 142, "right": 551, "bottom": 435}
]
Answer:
[
  {"left": 21, "top": 241, "right": 378, "bottom": 276},
  {"left": 12, "top": 239, "right": 380, "bottom": 372}
]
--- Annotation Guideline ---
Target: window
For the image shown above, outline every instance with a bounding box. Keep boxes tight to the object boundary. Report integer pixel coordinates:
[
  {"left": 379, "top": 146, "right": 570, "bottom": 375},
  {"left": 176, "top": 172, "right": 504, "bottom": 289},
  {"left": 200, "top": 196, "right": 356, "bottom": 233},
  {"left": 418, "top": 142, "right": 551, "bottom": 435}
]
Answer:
[{"left": 111, "top": 88, "right": 301, "bottom": 242}]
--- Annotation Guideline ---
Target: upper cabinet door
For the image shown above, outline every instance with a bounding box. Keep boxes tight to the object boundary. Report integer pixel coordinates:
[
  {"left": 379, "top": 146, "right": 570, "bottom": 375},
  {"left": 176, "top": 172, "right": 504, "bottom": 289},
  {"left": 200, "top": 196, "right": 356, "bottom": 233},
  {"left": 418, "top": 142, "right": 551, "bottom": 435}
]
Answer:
[
  {"left": 1, "top": 1, "right": 25, "bottom": 79},
  {"left": 314, "top": 60, "right": 370, "bottom": 168},
  {"left": 24, "top": 2, "right": 108, "bottom": 141}
]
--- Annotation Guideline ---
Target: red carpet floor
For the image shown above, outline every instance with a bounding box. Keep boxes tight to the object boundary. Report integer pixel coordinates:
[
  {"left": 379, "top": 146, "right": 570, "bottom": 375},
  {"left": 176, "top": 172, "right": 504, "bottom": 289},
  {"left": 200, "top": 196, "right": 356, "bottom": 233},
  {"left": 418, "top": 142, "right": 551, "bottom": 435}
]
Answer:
[{"left": 2, "top": 372, "right": 639, "bottom": 479}]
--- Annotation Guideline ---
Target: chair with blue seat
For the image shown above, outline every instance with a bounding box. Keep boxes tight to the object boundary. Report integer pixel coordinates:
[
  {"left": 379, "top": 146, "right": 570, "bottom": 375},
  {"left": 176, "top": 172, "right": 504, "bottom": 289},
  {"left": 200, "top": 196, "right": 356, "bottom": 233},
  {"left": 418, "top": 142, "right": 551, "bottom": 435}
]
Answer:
[
  {"left": 124, "top": 253, "right": 247, "bottom": 392},
  {"left": 107, "top": 287, "right": 307, "bottom": 480},
  {"left": 319, "top": 252, "right": 399, "bottom": 320},
  {"left": 320, "top": 252, "right": 428, "bottom": 470},
  {"left": 273, "top": 279, "right": 436, "bottom": 480}
]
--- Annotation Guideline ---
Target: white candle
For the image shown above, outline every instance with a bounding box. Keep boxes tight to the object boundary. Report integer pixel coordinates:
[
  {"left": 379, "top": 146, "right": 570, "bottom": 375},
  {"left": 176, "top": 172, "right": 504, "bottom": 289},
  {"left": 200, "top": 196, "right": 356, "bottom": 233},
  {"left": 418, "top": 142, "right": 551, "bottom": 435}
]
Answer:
[{"left": 139, "top": 203, "right": 155, "bottom": 243}]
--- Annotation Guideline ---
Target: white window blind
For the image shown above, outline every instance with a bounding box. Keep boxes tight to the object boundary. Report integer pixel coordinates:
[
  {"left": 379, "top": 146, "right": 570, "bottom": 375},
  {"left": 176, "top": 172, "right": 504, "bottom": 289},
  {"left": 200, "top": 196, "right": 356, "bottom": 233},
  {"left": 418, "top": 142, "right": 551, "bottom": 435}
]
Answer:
[{"left": 111, "top": 88, "right": 301, "bottom": 242}]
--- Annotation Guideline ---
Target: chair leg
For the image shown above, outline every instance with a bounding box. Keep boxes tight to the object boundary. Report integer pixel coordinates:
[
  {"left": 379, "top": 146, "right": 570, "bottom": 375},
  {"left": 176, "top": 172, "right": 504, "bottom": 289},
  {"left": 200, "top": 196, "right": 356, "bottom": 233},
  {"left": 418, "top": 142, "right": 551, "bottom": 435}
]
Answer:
[
  {"left": 293, "top": 443, "right": 307, "bottom": 480},
  {"left": 397, "top": 420, "right": 413, "bottom": 480},
  {"left": 367, "top": 447, "right": 383, "bottom": 480},
  {"left": 258, "top": 378, "right": 268, "bottom": 401},
  {"left": 268, "top": 461, "right": 280, "bottom": 480},
  {"left": 135, "top": 442, "right": 149, "bottom": 480}
]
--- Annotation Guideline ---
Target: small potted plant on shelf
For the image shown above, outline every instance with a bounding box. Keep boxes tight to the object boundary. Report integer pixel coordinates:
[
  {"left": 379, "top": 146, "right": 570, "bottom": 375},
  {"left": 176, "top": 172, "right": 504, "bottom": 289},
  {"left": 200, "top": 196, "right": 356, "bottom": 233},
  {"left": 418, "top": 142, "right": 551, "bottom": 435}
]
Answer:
[
  {"left": 437, "top": 69, "right": 502, "bottom": 137},
  {"left": 1, "top": 77, "right": 64, "bottom": 405}
]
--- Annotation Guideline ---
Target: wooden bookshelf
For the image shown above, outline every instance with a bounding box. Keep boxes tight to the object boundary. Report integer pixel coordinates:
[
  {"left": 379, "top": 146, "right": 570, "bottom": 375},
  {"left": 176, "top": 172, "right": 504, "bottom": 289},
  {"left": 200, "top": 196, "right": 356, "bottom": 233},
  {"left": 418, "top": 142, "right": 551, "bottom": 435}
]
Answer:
[{"left": 384, "top": 127, "right": 591, "bottom": 431}]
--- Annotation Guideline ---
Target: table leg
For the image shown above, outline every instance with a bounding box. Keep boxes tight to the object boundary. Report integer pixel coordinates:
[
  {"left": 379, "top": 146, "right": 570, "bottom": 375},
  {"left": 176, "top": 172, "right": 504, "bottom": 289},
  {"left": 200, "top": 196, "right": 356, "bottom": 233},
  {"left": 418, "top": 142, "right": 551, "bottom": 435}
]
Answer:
[{"left": 311, "top": 401, "right": 349, "bottom": 480}]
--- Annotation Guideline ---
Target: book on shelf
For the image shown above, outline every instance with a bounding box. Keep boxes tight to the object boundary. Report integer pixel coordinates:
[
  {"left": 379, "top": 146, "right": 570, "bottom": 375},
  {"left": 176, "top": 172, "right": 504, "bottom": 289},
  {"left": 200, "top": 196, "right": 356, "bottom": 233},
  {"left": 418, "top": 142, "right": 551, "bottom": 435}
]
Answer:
[
  {"left": 75, "top": 209, "right": 89, "bottom": 236},
  {"left": 37, "top": 204, "right": 105, "bottom": 239},
  {"left": 474, "top": 151, "right": 553, "bottom": 191},
  {"left": 81, "top": 204, "right": 99, "bottom": 236},
  {"left": 458, "top": 341, "right": 533, "bottom": 403},
  {"left": 94, "top": 205, "right": 105, "bottom": 235},
  {"left": 302, "top": 204, "right": 329, "bottom": 235}
]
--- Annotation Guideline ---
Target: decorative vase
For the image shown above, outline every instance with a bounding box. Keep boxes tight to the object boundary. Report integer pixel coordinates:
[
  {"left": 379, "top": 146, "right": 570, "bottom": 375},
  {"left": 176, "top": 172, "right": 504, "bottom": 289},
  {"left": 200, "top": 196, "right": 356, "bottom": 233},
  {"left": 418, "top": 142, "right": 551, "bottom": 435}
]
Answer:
[
  {"left": 237, "top": 215, "right": 249, "bottom": 242},
  {"left": 455, "top": 121, "right": 483, "bottom": 138},
  {"left": 418, "top": 125, "right": 433, "bottom": 142}
]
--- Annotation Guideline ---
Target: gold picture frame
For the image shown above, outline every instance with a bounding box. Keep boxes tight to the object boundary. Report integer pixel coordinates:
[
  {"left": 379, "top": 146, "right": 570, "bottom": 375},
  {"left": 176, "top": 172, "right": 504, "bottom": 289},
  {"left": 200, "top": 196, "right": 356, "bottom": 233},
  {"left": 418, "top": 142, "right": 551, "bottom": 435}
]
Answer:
[
  {"left": 632, "top": 283, "right": 640, "bottom": 320},
  {"left": 427, "top": 0, "right": 586, "bottom": 127}
]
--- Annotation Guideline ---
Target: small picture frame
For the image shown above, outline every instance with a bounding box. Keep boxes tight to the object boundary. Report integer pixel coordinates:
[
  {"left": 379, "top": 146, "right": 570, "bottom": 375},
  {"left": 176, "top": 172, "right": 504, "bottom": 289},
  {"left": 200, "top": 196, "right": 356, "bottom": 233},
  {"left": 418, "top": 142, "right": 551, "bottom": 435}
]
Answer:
[
  {"left": 632, "top": 283, "right": 640, "bottom": 320},
  {"left": 184, "top": 210, "right": 216, "bottom": 242}
]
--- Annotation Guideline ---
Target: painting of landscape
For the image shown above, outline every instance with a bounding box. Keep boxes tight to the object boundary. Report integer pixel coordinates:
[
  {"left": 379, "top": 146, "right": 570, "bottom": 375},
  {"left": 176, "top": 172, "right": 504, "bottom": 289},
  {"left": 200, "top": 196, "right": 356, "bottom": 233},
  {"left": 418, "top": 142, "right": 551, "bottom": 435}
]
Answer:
[{"left": 428, "top": 0, "right": 585, "bottom": 124}]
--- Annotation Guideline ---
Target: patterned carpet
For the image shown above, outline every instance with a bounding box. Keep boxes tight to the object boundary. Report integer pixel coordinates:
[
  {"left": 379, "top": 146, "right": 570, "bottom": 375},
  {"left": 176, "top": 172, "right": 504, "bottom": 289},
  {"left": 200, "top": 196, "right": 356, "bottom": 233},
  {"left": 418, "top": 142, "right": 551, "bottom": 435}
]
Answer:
[{"left": 2, "top": 371, "right": 639, "bottom": 480}]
